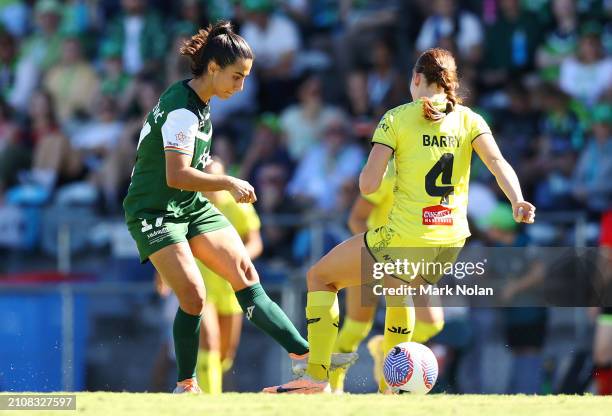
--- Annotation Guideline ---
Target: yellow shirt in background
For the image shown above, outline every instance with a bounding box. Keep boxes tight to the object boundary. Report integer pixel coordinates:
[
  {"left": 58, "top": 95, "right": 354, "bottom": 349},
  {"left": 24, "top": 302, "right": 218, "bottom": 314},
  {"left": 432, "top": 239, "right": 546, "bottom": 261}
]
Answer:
[{"left": 362, "top": 159, "right": 395, "bottom": 230}]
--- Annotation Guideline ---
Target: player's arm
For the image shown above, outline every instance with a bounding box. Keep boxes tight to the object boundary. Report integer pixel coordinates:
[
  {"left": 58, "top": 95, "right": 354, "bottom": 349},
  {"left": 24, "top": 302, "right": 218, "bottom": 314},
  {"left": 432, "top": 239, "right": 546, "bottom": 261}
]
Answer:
[
  {"left": 242, "top": 229, "right": 263, "bottom": 260},
  {"left": 165, "top": 152, "right": 230, "bottom": 191},
  {"left": 359, "top": 144, "right": 393, "bottom": 195},
  {"left": 162, "top": 108, "right": 256, "bottom": 202},
  {"left": 348, "top": 196, "right": 375, "bottom": 234},
  {"left": 472, "top": 133, "right": 535, "bottom": 223}
]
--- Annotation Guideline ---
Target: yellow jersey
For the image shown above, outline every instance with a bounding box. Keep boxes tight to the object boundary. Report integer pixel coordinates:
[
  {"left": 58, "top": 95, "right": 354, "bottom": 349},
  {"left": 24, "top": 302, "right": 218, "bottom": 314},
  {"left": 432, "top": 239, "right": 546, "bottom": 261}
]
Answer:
[
  {"left": 362, "top": 159, "right": 395, "bottom": 230},
  {"left": 212, "top": 191, "right": 261, "bottom": 238},
  {"left": 371, "top": 100, "right": 491, "bottom": 245}
]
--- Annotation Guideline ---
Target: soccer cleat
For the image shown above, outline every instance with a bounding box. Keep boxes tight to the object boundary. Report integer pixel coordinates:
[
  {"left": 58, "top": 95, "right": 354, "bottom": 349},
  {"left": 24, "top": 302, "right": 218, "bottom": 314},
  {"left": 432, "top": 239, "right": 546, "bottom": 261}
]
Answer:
[
  {"left": 290, "top": 352, "right": 359, "bottom": 377},
  {"left": 367, "top": 335, "right": 385, "bottom": 384},
  {"left": 172, "top": 378, "right": 202, "bottom": 394},
  {"left": 262, "top": 374, "right": 331, "bottom": 394}
]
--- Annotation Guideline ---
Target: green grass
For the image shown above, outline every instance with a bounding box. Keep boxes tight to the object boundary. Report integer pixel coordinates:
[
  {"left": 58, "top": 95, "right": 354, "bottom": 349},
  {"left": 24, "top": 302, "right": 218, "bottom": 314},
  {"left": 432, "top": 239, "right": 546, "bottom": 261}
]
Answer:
[{"left": 4, "top": 393, "right": 612, "bottom": 416}]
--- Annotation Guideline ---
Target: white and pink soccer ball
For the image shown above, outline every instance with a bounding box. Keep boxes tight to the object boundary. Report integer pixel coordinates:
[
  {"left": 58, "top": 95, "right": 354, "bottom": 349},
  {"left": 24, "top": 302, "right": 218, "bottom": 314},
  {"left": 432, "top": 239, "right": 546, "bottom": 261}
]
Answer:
[{"left": 383, "top": 342, "right": 438, "bottom": 394}]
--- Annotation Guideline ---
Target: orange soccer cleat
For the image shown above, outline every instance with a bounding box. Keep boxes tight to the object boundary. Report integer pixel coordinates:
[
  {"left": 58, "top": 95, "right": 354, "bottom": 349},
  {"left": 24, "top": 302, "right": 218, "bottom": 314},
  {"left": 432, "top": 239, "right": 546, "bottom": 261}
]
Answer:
[
  {"left": 262, "top": 375, "right": 331, "bottom": 394},
  {"left": 173, "top": 378, "right": 202, "bottom": 394}
]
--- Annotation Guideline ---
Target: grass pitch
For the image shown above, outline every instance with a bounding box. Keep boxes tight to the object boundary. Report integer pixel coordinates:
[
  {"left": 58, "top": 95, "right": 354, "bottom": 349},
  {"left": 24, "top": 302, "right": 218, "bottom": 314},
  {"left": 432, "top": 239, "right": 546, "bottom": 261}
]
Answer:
[{"left": 3, "top": 393, "right": 612, "bottom": 416}]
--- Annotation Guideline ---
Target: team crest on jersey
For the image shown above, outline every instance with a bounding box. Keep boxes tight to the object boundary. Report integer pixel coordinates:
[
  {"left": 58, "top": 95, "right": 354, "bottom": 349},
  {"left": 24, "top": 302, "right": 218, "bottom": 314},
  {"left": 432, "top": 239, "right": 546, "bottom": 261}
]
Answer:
[
  {"left": 371, "top": 225, "right": 396, "bottom": 252},
  {"left": 422, "top": 205, "right": 453, "bottom": 225}
]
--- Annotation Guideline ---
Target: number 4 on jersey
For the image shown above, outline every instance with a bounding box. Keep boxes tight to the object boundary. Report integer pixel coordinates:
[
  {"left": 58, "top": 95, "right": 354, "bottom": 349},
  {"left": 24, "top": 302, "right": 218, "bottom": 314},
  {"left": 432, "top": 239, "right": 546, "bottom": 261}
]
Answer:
[{"left": 425, "top": 153, "right": 454, "bottom": 205}]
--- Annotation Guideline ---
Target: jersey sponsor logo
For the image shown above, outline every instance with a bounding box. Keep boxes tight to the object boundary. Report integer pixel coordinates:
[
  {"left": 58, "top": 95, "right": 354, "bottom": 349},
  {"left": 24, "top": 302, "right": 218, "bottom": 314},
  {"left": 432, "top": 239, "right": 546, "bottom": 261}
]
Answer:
[
  {"left": 141, "top": 219, "right": 153, "bottom": 232},
  {"left": 422, "top": 205, "right": 453, "bottom": 225},
  {"left": 246, "top": 305, "right": 255, "bottom": 320},
  {"left": 141, "top": 217, "right": 171, "bottom": 243},
  {"left": 378, "top": 121, "right": 390, "bottom": 132},
  {"left": 175, "top": 131, "right": 188, "bottom": 143},
  {"left": 422, "top": 134, "right": 460, "bottom": 148}
]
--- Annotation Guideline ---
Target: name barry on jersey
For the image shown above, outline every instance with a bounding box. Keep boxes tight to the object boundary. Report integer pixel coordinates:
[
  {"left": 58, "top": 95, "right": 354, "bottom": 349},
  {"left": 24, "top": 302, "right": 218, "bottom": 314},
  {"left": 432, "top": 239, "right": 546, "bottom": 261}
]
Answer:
[{"left": 422, "top": 134, "right": 460, "bottom": 147}]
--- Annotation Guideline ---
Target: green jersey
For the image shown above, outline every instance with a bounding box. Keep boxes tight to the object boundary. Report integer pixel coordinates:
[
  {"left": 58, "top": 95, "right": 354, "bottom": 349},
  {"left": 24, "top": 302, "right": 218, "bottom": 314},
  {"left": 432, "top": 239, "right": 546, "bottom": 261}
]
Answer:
[{"left": 123, "top": 80, "right": 213, "bottom": 219}]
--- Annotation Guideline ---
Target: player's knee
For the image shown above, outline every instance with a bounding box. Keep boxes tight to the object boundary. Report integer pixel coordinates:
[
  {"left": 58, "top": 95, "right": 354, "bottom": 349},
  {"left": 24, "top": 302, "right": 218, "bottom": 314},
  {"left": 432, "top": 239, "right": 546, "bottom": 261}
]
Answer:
[
  {"left": 306, "top": 265, "right": 320, "bottom": 286},
  {"left": 177, "top": 288, "right": 206, "bottom": 315},
  {"left": 307, "top": 263, "right": 336, "bottom": 291},
  {"left": 215, "top": 257, "right": 259, "bottom": 291},
  {"left": 242, "top": 261, "right": 260, "bottom": 284}
]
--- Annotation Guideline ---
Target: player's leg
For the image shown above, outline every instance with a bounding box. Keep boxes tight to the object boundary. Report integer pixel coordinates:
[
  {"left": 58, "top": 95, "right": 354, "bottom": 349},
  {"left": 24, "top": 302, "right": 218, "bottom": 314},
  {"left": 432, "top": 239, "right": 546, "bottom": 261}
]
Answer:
[
  {"left": 197, "top": 303, "right": 222, "bottom": 394},
  {"left": 375, "top": 244, "right": 461, "bottom": 393},
  {"left": 410, "top": 243, "right": 463, "bottom": 345},
  {"left": 205, "top": 274, "right": 242, "bottom": 373},
  {"left": 377, "top": 274, "right": 419, "bottom": 393},
  {"left": 330, "top": 286, "right": 376, "bottom": 392},
  {"left": 149, "top": 243, "right": 205, "bottom": 391},
  {"left": 218, "top": 313, "right": 243, "bottom": 373},
  {"left": 413, "top": 294, "right": 445, "bottom": 344},
  {"left": 214, "top": 274, "right": 244, "bottom": 374},
  {"left": 189, "top": 226, "right": 308, "bottom": 355},
  {"left": 300, "top": 233, "right": 370, "bottom": 383},
  {"left": 262, "top": 234, "right": 366, "bottom": 393}
]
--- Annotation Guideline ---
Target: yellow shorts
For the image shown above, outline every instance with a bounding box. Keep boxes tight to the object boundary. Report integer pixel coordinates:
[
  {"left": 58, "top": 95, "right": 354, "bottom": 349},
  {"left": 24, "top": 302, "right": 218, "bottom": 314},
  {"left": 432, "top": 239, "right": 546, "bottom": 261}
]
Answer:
[
  {"left": 364, "top": 225, "right": 465, "bottom": 284},
  {"left": 196, "top": 260, "right": 243, "bottom": 315}
]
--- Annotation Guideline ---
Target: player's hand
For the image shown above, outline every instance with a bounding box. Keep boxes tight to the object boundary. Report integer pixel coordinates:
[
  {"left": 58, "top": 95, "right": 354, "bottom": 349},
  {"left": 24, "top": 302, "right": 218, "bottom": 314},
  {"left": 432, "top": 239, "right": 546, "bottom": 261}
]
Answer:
[
  {"left": 512, "top": 200, "right": 535, "bottom": 224},
  {"left": 228, "top": 177, "right": 257, "bottom": 203}
]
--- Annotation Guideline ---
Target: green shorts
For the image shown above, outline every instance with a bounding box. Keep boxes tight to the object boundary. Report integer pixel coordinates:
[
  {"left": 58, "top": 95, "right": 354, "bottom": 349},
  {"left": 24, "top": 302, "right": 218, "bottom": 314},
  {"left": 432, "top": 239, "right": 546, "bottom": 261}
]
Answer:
[{"left": 126, "top": 202, "right": 231, "bottom": 263}]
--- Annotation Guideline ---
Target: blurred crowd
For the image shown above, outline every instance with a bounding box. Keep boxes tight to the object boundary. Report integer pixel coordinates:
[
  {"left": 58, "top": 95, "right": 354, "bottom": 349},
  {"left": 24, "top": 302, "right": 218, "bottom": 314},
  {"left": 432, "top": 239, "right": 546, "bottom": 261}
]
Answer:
[{"left": 0, "top": 0, "right": 610, "bottom": 259}]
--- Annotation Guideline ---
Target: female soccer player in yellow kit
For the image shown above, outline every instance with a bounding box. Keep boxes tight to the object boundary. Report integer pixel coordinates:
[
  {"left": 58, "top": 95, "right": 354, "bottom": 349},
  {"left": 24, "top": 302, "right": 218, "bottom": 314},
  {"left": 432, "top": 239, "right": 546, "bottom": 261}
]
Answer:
[
  {"left": 196, "top": 158, "right": 263, "bottom": 393},
  {"left": 330, "top": 158, "right": 445, "bottom": 393},
  {"left": 264, "top": 48, "right": 536, "bottom": 394}
]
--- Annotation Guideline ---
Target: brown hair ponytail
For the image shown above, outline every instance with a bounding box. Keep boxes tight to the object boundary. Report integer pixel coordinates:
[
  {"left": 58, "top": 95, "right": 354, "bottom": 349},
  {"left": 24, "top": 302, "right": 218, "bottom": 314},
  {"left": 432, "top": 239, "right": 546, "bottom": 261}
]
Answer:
[
  {"left": 414, "top": 48, "right": 461, "bottom": 122},
  {"left": 180, "top": 20, "right": 254, "bottom": 77}
]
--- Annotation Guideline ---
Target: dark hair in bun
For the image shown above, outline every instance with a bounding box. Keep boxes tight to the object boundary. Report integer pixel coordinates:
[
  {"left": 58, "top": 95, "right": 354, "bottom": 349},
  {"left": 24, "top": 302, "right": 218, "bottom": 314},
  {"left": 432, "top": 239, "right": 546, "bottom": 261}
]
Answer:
[{"left": 179, "top": 20, "right": 254, "bottom": 77}]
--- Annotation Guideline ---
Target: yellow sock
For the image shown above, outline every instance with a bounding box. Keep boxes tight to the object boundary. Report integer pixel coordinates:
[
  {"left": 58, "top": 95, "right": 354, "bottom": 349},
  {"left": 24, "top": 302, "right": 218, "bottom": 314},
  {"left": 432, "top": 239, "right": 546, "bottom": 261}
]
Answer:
[
  {"left": 379, "top": 304, "right": 415, "bottom": 393},
  {"left": 196, "top": 349, "right": 222, "bottom": 394},
  {"left": 412, "top": 319, "right": 445, "bottom": 344},
  {"left": 305, "top": 291, "right": 339, "bottom": 381},
  {"left": 221, "top": 357, "right": 234, "bottom": 373},
  {"left": 330, "top": 318, "right": 373, "bottom": 391}
]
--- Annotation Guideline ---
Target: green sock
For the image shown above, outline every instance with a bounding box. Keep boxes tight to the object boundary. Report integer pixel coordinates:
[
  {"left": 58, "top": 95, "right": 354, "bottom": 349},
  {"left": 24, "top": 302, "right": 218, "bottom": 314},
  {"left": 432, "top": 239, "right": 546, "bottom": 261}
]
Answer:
[
  {"left": 235, "top": 283, "right": 308, "bottom": 355},
  {"left": 173, "top": 307, "right": 202, "bottom": 382}
]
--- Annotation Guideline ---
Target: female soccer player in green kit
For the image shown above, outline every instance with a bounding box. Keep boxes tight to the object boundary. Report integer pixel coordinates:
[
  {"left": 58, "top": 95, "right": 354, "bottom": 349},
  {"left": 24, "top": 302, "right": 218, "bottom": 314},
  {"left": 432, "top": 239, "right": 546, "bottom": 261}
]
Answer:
[
  {"left": 123, "top": 21, "right": 355, "bottom": 393},
  {"left": 264, "top": 47, "right": 536, "bottom": 394}
]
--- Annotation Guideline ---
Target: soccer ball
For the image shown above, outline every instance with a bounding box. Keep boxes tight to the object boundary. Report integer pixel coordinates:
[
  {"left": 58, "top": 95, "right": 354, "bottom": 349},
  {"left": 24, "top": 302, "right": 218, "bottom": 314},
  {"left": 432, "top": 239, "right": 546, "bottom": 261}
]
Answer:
[{"left": 383, "top": 342, "right": 438, "bottom": 394}]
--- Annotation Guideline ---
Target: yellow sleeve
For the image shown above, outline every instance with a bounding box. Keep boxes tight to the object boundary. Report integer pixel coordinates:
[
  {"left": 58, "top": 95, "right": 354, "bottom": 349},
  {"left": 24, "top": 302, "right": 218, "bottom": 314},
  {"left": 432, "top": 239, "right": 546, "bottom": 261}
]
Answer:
[
  {"left": 469, "top": 112, "right": 492, "bottom": 143},
  {"left": 372, "top": 110, "right": 398, "bottom": 151}
]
